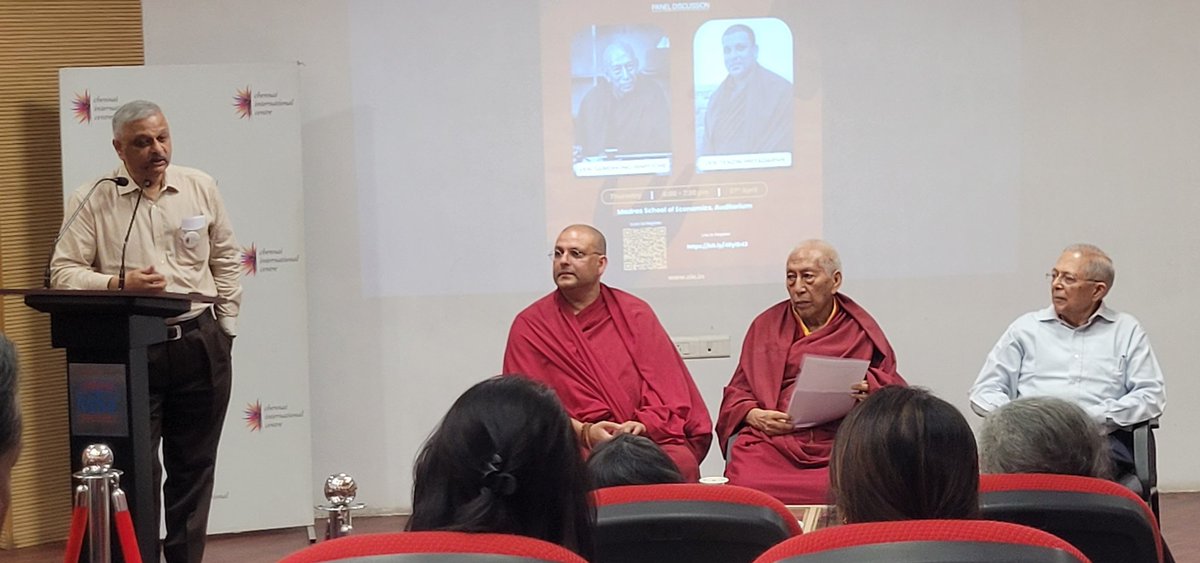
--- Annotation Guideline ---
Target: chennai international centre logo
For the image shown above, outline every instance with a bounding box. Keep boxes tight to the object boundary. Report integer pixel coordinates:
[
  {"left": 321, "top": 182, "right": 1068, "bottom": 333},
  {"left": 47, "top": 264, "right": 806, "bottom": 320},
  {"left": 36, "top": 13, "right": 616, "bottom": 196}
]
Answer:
[
  {"left": 239, "top": 243, "right": 258, "bottom": 276},
  {"left": 72, "top": 91, "right": 92, "bottom": 123},
  {"left": 243, "top": 400, "right": 263, "bottom": 432},
  {"left": 233, "top": 86, "right": 253, "bottom": 119}
]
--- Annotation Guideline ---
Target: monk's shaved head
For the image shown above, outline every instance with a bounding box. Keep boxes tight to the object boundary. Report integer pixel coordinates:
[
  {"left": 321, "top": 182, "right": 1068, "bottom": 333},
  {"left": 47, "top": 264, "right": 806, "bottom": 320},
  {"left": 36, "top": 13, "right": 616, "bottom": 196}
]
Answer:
[
  {"left": 561, "top": 224, "right": 607, "bottom": 254},
  {"left": 789, "top": 239, "right": 841, "bottom": 276}
]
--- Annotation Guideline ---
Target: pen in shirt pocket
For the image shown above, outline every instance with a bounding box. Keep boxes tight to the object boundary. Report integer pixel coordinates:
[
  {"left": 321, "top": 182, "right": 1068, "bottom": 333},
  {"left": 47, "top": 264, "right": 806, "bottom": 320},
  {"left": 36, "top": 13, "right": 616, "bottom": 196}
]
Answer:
[{"left": 1118, "top": 354, "right": 1127, "bottom": 372}]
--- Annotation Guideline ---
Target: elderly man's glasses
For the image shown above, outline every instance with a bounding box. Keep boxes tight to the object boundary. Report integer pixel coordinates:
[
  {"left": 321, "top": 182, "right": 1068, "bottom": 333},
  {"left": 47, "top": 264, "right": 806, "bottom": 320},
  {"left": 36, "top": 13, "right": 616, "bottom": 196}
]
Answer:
[
  {"left": 1046, "top": 271, "right": 1102, "bottom": 286},
  {"left": 549, "top": 249, "right": 603, "bottom": 261}
]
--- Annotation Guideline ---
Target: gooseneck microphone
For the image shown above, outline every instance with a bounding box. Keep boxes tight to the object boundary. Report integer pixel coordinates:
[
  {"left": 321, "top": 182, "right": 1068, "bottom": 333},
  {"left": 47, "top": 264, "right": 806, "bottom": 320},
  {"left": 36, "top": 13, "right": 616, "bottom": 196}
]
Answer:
[
  {"left": 117, "top": 181, "right": 147, "bottom": 290},
  {"left": 42, "top": 176, "right": 130, "bottom": 289}
]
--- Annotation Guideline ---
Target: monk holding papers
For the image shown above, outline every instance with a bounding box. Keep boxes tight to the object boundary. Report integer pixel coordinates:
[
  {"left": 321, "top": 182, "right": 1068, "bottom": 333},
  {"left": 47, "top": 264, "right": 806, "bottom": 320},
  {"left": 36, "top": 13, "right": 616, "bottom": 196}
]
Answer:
[
  {"left": 504, "top": 225, "right": 713, "bottom": 481},
  {"left": 716, "top": 240, "right": 906, "bottom": 503}
]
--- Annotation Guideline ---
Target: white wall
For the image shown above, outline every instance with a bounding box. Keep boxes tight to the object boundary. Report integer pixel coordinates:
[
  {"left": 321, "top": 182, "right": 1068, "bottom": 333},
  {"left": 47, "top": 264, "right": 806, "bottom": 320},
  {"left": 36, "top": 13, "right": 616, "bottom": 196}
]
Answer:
[{"left": 143, "top": 0, "right": 1200, "bottom": 514}]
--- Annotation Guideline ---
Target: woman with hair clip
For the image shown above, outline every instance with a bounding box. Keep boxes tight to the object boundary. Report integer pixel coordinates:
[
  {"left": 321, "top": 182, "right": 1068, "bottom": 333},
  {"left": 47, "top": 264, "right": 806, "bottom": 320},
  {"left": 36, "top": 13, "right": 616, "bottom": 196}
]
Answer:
[
  {"left": 407, "top": 375, "right": 594, "bottom": 558},
  {"left": 829, "top": 386, "right": 980, "bottom": 524}
]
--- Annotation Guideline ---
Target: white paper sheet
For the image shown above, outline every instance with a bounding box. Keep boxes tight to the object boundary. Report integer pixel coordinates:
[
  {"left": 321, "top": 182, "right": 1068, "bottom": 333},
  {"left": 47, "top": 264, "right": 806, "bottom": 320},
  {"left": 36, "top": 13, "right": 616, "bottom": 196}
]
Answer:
[{"left": 787, "top": 355, "right": 871, "bottom": 428}]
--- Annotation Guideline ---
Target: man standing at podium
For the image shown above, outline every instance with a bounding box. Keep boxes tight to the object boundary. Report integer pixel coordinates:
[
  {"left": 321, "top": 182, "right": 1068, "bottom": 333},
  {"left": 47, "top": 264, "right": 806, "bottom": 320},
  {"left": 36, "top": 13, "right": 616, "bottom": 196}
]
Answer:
[
  {"left": 51, "top": 100, "right": 242, "bottom": 563},
  {"left": 503, "top": 225, "right": 712, "bottom": 481}
]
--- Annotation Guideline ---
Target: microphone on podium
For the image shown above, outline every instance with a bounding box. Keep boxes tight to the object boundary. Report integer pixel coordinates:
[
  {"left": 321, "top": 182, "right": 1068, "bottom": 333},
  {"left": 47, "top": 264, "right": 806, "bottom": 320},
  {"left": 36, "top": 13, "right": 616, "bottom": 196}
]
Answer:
[
  {"left": 117, "top": 179, "right": 150, "bottom": 290},
  {"left": 42, "top": 177, "right": 130, "bottom": 289}
]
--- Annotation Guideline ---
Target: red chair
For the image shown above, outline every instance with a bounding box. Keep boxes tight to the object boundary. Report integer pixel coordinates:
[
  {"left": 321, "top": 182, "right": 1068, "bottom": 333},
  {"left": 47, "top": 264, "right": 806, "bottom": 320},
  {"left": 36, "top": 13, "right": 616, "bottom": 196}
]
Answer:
[
  {"left": 753, "top": 519, "right": 1090, "bottom": 562},
  {"left": 979, "top": 473, "right": 1162, "bottom": 563},
  {"left": 277, "top": 531, "right": 586, "bottom": 563},
  {"left": 592, "top": 483, "right": 803, "bottom": 563}
]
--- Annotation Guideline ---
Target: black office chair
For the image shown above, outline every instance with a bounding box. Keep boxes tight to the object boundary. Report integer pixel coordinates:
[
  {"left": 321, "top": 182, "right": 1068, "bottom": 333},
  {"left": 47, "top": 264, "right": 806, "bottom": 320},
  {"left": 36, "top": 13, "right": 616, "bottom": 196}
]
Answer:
[
  {"left": 592, "top": 483, "right": 803, "bottom": 563},
  {"left": 980, "top": 473, "right": 1161, "bottom": 563},
  {"left": 1114, "top": 417, "right": 1160, "bottom": 519}
]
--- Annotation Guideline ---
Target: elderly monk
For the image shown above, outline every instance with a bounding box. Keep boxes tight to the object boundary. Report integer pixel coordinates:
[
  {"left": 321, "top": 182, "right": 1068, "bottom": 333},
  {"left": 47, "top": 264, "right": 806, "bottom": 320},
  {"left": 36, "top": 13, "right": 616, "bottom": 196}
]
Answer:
[
  {"left": 717, "top": 240, "right": 905, "bottom": 503},
  {"left": 504, "top": 225, "right": 712, "bottom": 481},
  {"left": 575, "top": 42, "right": 671, "bottom": 159}
]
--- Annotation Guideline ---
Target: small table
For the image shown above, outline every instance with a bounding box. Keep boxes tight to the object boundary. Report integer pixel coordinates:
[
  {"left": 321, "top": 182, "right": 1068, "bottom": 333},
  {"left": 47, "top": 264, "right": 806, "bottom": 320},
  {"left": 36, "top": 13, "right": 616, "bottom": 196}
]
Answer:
[{"left": 786, "top": 505, "right": 840, "bottom": 532}]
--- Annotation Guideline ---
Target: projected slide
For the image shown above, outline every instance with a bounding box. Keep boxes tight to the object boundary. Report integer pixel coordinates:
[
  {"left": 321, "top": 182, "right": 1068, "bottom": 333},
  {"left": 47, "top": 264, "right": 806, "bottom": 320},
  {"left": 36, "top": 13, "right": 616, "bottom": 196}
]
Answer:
[
  {"left": 543, "top": 1, "right": 821, "bottom": 288},
  {"left": 349, "top": 1, "right": 1020, "bottom": 297}
]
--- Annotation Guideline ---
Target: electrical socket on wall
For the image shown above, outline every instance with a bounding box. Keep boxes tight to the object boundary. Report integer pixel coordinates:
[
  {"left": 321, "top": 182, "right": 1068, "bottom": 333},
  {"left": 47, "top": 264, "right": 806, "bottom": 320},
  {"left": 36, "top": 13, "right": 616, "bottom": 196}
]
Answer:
[{"left": 671, "top": 335, "right": 731, "bottom": 359}]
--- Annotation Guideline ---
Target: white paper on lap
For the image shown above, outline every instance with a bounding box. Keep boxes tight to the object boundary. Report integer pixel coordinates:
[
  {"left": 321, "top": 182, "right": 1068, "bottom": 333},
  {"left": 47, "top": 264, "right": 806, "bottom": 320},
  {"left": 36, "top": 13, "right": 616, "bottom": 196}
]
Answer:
[{"left": 787, "top": 355, "right": 871, "bottom": 428}]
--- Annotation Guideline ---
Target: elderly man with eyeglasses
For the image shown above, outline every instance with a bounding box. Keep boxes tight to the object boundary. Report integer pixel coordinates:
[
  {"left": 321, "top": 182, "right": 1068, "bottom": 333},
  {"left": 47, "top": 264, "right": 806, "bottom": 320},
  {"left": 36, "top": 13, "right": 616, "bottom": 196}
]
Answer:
[
  {"left": 969, "top": 243, "right": 1165, "bottom": 472},
  {"left": 503, "top": 224, "right": 712, "bottom": 481},
  {"left": 716, "top": 240, "right": 905, "bottom": 504}
]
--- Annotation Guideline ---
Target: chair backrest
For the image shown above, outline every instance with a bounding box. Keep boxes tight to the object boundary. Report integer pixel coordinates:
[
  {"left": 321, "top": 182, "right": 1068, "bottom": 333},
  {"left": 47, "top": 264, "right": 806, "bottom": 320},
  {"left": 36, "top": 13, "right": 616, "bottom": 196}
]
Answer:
[
  {"left": 979, "top": 473, "right": 1162, "bottom": 563},
  {"left": 752, "top": 519, "right": 1090, "bottom": 563},
  {"left": 277, "top": 531, "right": 587, "bottom": 563},
  {"left": 592, "top": 483, "right": 803, "bottom": 563}
]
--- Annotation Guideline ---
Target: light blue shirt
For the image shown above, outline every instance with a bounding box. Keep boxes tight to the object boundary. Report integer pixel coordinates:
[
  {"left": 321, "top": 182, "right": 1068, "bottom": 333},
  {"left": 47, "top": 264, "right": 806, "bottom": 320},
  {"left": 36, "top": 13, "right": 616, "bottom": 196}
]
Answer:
[{"left": 969, "top": 303, "right": 1165, "bottom": 429}]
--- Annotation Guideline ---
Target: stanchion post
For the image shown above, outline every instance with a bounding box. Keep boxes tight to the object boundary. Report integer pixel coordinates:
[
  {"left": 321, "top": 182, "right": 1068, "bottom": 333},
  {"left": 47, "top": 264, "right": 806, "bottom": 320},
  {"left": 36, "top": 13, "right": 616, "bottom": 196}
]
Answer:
[{"left": 314, "top": 473, "right": 366, "bottom": 540}]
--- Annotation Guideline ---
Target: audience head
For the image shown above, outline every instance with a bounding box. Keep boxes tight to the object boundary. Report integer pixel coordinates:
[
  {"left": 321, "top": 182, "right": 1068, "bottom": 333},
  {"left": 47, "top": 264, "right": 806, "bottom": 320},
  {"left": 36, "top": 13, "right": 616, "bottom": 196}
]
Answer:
[
  {"left": 408, "top": 375, "right": 594, "bottom": 557},
  {"left": 830, "top": 386, "right": 980, "bottom": 524},
  {"left": 587, "top": 433, "right": 683, "bottom": 489},
  {"left": 0, "top": 334, "right": 21, "bottom": 528},
  {"left": 979, "top": 396, "right": 1111, "bottom": 479}
]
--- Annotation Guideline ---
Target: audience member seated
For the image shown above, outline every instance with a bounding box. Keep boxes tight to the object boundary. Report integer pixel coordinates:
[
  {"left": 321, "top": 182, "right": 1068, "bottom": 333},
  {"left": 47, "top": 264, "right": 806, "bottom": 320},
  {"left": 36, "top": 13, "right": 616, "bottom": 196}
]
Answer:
[
  {"left": 0, "top": 334, "right": 21, "bottom": 530},
  {"left": 587, "top": 434, "right": 684, "bottom": 489},
  {"left": 407, "top": 375, "right": 594, "bottom": 559},
  {"left": 830, "top": 386, "right": 979, "bottom": 523},
  {"left": 979, "top": 396, "right": 1111, "bottom": 478},
  {"left": 979, "top": 395, "right": 1174, "bottom": 563}
]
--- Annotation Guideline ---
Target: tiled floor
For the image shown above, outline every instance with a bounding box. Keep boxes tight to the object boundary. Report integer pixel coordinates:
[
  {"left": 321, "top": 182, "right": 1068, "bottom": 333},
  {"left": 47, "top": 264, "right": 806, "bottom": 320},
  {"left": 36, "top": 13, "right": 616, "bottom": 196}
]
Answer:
[{"left": 7, "top": 492, "right": 1199, "bottom": 562}]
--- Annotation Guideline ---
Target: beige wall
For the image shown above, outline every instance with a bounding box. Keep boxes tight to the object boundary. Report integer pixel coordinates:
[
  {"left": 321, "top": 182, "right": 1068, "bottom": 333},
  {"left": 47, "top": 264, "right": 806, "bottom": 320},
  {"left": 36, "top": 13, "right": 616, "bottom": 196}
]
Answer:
[{"left": 0, "top": 1, "right": 142, "bottom": 549}]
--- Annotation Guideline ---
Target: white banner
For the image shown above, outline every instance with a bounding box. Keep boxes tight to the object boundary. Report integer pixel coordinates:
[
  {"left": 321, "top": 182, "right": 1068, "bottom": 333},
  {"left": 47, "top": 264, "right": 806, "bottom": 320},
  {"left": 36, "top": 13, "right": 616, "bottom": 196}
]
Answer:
[{"left": 58, "top": 64, "right": 312, "bottom": 534}]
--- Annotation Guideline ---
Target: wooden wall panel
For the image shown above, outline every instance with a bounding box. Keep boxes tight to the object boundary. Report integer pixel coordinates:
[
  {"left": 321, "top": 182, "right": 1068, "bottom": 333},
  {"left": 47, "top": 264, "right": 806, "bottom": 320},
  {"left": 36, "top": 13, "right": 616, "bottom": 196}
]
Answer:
[{"left": 0, "top": 1, "right": 143, "bottom": 549}]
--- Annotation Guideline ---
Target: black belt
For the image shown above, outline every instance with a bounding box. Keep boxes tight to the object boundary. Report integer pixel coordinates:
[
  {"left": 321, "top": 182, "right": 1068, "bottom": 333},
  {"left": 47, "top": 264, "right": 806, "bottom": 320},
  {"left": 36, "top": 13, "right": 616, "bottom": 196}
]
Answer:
[{"left": 166, "top": 309, "right": 212, "bottom": 341}]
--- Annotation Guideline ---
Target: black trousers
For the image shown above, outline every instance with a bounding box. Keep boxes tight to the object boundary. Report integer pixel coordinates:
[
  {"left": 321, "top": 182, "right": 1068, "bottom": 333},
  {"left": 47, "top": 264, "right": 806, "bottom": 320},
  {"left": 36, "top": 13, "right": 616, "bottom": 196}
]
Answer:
[{"left": 147, "top": 309, "right": 233, "bottom": 563}]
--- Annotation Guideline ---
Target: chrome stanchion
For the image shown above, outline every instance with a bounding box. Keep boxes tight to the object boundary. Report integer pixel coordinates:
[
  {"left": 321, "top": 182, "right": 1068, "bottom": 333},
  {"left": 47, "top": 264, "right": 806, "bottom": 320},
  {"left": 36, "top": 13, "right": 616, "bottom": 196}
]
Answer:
[
  {"left": 315, "top": 473, "right": 365, "bottom": 540},
  {"left": 65, "top": 444, "right": 142, "bottom": 563}
]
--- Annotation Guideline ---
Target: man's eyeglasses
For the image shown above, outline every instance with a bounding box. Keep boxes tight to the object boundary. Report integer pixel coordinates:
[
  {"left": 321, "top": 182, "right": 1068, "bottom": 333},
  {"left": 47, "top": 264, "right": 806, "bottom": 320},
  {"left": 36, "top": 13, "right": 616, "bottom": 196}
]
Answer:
[
  {"left": 549, "top": 249, "right": 604, "bottom": 261},
  {"left": 1046, "top": 271, "right": 1102, "bottom": 286}
]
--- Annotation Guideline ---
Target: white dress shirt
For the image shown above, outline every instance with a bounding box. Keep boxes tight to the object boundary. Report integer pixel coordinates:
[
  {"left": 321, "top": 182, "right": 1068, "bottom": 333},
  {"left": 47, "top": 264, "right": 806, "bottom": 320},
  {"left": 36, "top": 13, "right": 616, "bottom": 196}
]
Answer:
[{"left": 969, "top": 304, "right": 1165, "bottom": 429}]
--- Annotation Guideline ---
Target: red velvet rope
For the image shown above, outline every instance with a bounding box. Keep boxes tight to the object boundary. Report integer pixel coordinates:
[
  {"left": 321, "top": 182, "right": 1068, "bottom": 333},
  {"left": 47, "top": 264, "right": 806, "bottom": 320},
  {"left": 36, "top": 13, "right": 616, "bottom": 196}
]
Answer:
[
  {"left": 63, "top": 506, "right": 88, "bottom": 563},
  {"left": 113, "top": 509, "right": 143, "bottom": 563}
]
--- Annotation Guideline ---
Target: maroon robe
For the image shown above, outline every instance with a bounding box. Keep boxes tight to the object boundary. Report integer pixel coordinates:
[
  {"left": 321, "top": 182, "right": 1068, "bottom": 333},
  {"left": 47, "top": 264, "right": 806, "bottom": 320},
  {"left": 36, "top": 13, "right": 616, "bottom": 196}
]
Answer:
[
  {"left": 504, "top": 284, "right": 713, "bottom": 481},
  {"left": 717, "top": 294, "right": 905, "bottom": 504}
]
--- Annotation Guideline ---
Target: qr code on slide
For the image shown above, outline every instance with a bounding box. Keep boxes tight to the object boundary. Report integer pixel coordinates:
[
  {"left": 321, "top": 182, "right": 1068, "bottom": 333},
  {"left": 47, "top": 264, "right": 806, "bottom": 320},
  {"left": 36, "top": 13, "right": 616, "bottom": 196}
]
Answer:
[{"left": 622, "top": 226, "right": 668, "bottom": 271}]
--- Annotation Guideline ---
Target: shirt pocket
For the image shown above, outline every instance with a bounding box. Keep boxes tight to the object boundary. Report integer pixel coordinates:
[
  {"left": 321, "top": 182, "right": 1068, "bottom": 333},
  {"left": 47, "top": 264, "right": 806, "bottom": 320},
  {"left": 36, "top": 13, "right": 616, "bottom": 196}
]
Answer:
[{"left": 175, "top": 215, "right": 211, "bottom": 268}]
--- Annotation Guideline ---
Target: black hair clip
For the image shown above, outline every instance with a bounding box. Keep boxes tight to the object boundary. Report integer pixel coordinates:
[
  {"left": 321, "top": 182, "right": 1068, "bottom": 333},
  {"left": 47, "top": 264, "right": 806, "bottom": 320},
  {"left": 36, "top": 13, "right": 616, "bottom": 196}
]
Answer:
[{"left": 481, "top": 453, "right": 517, "bottom": 496}]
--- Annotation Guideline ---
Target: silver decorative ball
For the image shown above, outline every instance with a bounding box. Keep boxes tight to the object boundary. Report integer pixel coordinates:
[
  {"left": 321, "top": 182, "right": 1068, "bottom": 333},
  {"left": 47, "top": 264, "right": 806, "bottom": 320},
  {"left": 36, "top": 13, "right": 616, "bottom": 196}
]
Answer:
[
  {"left": 81, "top": 444, "right": 114, "bottom": 470},
  {"left": 324, "top": 473, "right": 357, "bottom": 505}
]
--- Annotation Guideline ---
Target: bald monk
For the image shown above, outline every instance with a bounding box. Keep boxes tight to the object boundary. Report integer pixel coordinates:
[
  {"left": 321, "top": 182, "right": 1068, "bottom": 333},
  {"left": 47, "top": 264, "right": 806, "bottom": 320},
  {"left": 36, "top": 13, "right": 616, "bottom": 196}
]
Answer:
[
  {"left": 504, "top": 225, "right": 712, "bottom": 481},
  {"left": 717, "top": 240, "right": 906, "bottom": 503},
  {"left": 701, "top": 23, "right": 793, "bottom": 156}
]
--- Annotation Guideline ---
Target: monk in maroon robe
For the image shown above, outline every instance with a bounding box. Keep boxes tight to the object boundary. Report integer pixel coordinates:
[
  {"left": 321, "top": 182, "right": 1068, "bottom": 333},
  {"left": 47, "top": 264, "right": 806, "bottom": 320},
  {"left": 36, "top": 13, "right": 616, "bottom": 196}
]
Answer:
[
  {"left": 717, "top": 241, "right": 905, "bottom": 504},
  {"left": 504, "top": 225, "right": 712, "bottom": 481},
  {"left": 701, "top": 24, "right": 793, "bottom": 156}
]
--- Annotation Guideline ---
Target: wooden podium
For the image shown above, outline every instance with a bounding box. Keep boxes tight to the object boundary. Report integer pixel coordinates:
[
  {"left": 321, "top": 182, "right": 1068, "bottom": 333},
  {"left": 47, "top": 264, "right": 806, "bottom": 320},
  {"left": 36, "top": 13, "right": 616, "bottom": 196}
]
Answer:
[{"left": 2, "top": 288, "right": 215, "bottom": 561}]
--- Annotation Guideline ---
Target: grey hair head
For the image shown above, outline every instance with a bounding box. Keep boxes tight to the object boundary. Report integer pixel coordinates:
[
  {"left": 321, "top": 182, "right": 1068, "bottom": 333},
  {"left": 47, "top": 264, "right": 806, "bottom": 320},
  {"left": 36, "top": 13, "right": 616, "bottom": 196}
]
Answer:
[
  {"left": 790, "top": 239, "right": 842, "bottom": 276},
  {"left": 978, "top": 396, "right": 1111, "bottom": 479},
  {"left": 0, "top": 334, "right": 20, "bottom": 455},
  {"left": 1062, "top": 243, "right": 1115, "bottom": 287},
  {"left": 603, "top": 42, "right": 638, "bottom": 68},
  {"left": 111, "top": 100, "right": 163, "bottom": 136}
]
